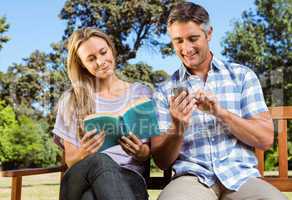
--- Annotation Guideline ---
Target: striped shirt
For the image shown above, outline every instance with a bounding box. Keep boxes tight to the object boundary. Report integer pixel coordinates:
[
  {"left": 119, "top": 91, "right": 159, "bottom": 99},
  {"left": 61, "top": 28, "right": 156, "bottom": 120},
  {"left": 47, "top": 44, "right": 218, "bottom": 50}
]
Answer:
[
  {"left": 153, "top": 56, "right": 268, "bottom": 191},
  {"left": 53, "top": 82, "right": 152, "bottom": 177}
]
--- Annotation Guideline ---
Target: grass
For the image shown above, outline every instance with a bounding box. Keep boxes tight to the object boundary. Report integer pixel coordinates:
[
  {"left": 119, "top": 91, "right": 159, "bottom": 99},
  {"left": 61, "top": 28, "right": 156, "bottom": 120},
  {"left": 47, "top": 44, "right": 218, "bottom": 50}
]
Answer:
[{"left": 0, "top": 172, "right": 291, "bottom": 200}]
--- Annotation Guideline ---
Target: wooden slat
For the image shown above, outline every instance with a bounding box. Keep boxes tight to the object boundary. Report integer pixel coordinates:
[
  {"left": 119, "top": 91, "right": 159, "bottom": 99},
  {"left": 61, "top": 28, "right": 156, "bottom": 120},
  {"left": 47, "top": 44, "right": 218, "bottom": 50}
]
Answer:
[
  {"left": 269, "top": 106, "right": 292, "bottom": 119},
  {"left": 0, "top": 166, "right": 65, "bottom": 177},
  {"left": 262, "top": 177, "right": 292, "bottom": 192},
  {"left": 255, "top": 149, "right": 265, "bottom": 176},
  {"left": 59, "top": 171, "right": 65, "bottom": 200},
  {"left": 11, "top": 177, "right": 22, "bottom": 200},
  {"left": 147, "top": 177, "right": 169, "bottom": 189},
  {"left": 278, "top": 119, "right": 288, "bottom": 178},
  {"left": 163, "top": 168, "right": 172, "bottom": 182}
]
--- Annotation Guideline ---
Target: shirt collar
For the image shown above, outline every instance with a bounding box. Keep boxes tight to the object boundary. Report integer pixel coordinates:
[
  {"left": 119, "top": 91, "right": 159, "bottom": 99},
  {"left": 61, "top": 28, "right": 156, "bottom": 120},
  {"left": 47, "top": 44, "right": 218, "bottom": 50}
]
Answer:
[{"left": 178, "top": 53, "right": 224, "bottom": 81}]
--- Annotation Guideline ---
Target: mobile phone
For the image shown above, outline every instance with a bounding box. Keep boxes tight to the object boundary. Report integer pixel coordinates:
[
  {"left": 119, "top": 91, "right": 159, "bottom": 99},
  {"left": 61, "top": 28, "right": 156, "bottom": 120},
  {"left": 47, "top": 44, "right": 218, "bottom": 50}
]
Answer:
[{"left": 171, "top": 86, "right": 189, "bottom": 97}]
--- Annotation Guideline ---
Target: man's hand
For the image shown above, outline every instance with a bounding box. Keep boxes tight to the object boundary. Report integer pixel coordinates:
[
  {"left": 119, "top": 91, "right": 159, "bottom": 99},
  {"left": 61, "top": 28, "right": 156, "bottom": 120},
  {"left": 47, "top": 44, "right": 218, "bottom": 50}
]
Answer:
[
  {"left": 194, "top": 89, "right": 226, "bottom": 118},
  {"left": 169, "top": 91, "right": 196, "bottom": 134}
]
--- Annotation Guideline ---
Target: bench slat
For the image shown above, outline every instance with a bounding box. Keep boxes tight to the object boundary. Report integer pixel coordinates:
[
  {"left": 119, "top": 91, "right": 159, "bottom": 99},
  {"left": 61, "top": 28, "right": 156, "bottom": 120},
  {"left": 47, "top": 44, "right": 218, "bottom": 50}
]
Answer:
[
  {"left": 278, "top": 119, "right": 288, "bottom": 178},
  {"left": 255, "top": 149, "right": 264, "bottom": 175},
  {"left": 269, "top": 106, "right": 292, "bottom": 119},
  {"left": 262, "top": 177, "right": 292, "bottom": 192}
]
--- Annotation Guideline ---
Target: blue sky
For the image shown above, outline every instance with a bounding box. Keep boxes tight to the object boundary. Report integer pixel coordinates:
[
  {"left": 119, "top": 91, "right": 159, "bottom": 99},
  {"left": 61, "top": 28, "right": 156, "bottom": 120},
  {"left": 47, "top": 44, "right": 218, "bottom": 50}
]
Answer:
[{"left": 0, "top": 0, "right": 255, "bottom": 74}]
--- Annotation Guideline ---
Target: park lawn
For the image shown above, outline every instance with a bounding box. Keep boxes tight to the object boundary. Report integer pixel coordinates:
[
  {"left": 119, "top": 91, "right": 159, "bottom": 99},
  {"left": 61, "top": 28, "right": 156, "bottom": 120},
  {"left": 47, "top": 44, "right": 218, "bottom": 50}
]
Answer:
[{"left": 0, "top": 172, "right": 291, "bottom": 200}]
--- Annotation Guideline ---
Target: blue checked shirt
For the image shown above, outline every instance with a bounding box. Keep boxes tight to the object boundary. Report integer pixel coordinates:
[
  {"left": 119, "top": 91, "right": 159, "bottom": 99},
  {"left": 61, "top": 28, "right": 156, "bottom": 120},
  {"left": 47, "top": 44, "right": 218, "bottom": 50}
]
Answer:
[{"left": 153, "top": 56, "right": 268, "bottom": 191}]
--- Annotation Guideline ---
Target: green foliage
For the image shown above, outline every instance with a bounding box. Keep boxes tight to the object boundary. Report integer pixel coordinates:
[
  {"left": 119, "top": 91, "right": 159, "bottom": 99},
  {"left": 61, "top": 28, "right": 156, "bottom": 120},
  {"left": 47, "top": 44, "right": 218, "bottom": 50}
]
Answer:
[
  {"left": 223, "top": 0, "right": 292, "bottom": 170},
  {"left": 59, "top": 0, "right": 183, "bottom": 64},
  {"left": 265, "top": 146, "right": 278, "bottom": 171},
  {"left": 289, "top": 141, "right": 292, "bottom": 160},
  {"left": 222, "top": 0, "right": 292, "bottom": 106},
  {"left": 0, "top": 0, "right": 175, "bottom": 169},
  {"left": 0, "top": 101, "right": 60, "bottom": 169},
  {"left": 117, "top": 62, "right": 169, "bottom": 88},
  {"left": 150, "top": 157, "right": 159, "bottom": 171},
  {"left": 0, "top": 48, "right": 70, "bottom": 121},
  {"left": 0, "top": 16, "right": 10, "bottom": 51}
]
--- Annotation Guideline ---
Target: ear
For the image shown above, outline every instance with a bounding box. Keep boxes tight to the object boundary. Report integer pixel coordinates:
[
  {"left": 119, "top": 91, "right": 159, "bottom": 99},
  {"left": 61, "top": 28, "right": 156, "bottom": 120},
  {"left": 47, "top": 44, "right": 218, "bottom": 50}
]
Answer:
[{"left": 206, "top": 26, "right": 213, "bottom": 42}]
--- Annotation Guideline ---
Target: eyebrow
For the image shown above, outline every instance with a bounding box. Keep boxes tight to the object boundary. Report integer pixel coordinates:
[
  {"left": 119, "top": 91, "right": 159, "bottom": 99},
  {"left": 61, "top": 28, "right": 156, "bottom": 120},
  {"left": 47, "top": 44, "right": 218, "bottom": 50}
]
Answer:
[
  {"left": 85, "top": 47, "right": 107, "bottom": 59},
  {"left": 86, "top": 55, "right": 95, "bottom": 60},
  {"left": 172, "top": 34, "right": 200, "bottom": 41}
]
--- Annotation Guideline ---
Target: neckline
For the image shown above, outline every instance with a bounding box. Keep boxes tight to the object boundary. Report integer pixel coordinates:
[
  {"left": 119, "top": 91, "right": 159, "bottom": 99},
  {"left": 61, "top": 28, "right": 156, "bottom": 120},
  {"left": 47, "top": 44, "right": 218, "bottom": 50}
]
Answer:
[{"left": 95, "top": 82, "right": 137, "bottom": 102}]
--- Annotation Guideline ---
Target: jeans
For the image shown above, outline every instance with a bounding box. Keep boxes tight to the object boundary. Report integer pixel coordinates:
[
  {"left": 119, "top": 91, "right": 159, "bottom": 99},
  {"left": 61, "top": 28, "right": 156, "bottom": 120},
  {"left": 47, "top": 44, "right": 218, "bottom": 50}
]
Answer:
[{"left": 61, "top": 153, "right": 148, "bottom": 200}]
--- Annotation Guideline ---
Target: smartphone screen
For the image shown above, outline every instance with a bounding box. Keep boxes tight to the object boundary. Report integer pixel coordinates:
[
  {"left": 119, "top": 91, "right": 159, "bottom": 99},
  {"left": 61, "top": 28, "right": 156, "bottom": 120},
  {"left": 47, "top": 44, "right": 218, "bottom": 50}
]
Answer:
[{"left": 171, "top": 86, "right": 189, "bottom": 97}]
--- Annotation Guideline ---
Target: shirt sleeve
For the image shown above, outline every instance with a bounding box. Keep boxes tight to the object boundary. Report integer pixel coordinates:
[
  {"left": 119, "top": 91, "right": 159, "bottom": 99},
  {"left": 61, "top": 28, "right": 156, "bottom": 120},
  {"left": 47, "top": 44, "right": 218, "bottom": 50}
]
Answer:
[
  {"left": 153, "top": 85, "right": 173, "bottom": 133},
  {"left": 52, "top": 101, "right": 80, "bottom": 148},
  {"left": 240, "top": 69, "right": 268, "bottom": 118}
]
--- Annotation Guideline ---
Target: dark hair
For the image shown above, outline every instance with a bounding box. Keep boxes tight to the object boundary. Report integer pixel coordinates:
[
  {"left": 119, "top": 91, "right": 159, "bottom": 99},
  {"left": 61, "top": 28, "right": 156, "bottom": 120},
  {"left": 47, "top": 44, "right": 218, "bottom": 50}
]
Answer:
[{"left": 167, "top": 2, "right": 210, "bottom": 32}]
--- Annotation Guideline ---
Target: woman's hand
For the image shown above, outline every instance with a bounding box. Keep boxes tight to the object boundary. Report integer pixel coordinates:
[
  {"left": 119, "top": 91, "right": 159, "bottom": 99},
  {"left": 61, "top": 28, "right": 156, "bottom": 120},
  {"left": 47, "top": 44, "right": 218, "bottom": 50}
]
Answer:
[
  {"left": 79, "top": 129, "right": 105, "bottom": 160},
  {"left": 119, "top": 134, "right": 150, "bottom": 161}
]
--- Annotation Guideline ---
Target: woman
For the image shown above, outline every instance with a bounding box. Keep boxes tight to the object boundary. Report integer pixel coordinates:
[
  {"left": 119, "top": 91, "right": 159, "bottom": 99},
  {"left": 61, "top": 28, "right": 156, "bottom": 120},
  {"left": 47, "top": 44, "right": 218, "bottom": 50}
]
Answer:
[{"left": 53, "top": 27, "right": 151, "bottom": 200}]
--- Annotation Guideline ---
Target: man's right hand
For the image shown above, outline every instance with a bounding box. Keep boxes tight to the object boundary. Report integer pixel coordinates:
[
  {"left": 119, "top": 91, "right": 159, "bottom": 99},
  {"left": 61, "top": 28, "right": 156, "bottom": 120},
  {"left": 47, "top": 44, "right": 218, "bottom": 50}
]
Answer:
[{"left": 169, "top": 91, "right": 196, "bottom": 135}]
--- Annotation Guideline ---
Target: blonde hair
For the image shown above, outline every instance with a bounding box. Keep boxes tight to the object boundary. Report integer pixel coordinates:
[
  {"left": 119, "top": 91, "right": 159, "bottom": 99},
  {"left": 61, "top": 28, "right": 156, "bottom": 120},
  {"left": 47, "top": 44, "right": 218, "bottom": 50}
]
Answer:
[{"left": 60, "top": 27, "right": 117, "bottom": 138}]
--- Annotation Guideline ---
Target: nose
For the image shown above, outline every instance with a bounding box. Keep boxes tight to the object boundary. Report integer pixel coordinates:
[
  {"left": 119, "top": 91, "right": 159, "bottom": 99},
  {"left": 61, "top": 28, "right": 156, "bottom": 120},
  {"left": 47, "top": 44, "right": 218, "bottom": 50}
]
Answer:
[
  {"left": 181, "top": 41, "right": 193, "bottom": 55},
  {"left": 96, "top": 57, "right": 105, "bottom": 68}
]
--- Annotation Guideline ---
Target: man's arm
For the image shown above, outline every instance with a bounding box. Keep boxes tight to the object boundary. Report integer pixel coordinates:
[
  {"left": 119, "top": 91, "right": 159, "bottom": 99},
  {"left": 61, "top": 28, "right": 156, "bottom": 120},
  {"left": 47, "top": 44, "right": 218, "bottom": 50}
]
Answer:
[
  {"left": 218, "top": 109, "right": 274, "bottom": 150},
  {"left": 194, "top": 89, "right": 274, "bottom": 150},
  {"left": 151, "top": 92, "right": 195, "bottom": 169},
  {"left": 151, "top": 125, "right": 184, "bottom": 170}
]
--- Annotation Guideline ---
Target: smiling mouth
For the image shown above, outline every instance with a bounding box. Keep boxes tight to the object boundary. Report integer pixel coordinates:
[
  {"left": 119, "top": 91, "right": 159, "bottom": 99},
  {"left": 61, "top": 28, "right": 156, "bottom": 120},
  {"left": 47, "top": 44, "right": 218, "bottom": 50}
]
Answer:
[
  {"left": 184, "top": 50, "right": 198, "bottom": 57},
  {"left": 184, "top": 53, "right": 198, "bottom": 60},
  {"left": 99, "top": 65, "right": 110, "bottom": 71}
]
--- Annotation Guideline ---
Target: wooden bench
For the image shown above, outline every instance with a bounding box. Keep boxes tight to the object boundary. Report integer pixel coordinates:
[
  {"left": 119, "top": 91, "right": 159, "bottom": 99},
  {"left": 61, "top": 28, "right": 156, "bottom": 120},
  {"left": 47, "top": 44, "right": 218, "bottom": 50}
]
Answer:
[
  {"left": 255, "top": 106, "right": 292, "bottom": 191},
  {"left": 1, "top": 106, "right": 292, "bottom": 200}
]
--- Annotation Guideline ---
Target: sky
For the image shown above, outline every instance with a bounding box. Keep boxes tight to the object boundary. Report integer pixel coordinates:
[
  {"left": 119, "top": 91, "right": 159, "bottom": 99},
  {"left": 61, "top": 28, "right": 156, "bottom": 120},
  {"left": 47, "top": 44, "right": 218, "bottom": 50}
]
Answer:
[{"left": 0, "top": 0, "right": 255, "bottom": 75}]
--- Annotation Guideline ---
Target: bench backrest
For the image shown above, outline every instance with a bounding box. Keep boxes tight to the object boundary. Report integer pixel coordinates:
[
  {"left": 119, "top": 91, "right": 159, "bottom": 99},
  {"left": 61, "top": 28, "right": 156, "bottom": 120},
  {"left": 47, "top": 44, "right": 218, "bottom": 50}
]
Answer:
[{"left": 255, "top": 106, "right": 292, "bottom": 191}]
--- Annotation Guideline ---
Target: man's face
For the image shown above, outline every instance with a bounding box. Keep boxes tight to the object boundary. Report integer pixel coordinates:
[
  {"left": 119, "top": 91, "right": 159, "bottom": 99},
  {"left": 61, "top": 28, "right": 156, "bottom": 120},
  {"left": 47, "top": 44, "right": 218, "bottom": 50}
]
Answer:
[{"left": 168, "top": 21, "right": 212, "bottom": 69}]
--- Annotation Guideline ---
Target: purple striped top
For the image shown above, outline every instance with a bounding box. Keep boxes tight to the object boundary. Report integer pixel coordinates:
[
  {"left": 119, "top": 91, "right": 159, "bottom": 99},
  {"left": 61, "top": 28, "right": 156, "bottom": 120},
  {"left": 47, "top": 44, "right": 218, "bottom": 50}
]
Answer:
[{"left": 52, "top": 82, "right": 153, "bottom": 178}]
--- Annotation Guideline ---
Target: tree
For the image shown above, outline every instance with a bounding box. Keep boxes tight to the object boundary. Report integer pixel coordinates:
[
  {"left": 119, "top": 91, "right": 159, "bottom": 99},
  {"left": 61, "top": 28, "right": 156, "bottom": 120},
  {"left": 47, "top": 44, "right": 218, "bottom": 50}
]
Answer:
[
  {"left": 0, "top": 47, "right": 69, "bottom": 121},
  {"left": 222, "top": 0, "right": 292, "bottom": 106},
  {"left": 59, "top": 0, "right": 182, "bottom": 65},
  {"left": 117, "top": 62, "right": 169, "bottom": 89},
  {"left": 0, "top": 16, "right": 9, "bottom": 51},
  {"left": 0, "top": 101, "right": 60, "bottom": 169},
  {"left": 222, "top": 0, "right": 292, "bottom": 170}
]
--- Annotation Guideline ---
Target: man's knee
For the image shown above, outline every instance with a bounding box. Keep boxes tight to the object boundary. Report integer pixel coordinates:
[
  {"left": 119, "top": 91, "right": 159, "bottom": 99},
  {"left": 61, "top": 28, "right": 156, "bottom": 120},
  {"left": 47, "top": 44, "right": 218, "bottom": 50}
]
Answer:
[
  {"left": 158, "top": 175, "right": 218, "bottom": 200},
  {"left": 221, "top": 177, "right": 288, "bottom": 200}
]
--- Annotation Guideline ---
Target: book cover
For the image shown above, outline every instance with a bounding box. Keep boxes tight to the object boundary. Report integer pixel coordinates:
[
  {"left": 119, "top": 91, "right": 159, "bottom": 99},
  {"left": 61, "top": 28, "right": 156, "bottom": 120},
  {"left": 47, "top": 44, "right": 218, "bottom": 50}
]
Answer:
[{"left": 83, "top": 97, "right": 160, "bottom": 151}]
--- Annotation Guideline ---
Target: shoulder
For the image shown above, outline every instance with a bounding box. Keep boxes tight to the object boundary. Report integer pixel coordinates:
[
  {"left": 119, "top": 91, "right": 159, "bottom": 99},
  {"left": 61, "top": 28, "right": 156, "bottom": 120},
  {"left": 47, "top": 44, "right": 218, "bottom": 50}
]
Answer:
[
  {"left": 154, "top": 69, "right": 179, "bottom": 95},
  {"left": 218, "top": 60, "right": 259, "bottom": 84},
  {"left": 226, "top": 62, "right": 255, "bottom": 75},
  {"left": 56, "top": 88, "right": 74, "bottom": 114},
  {"left": 131, "top": 82, "right": 153, "bottom": 97}
]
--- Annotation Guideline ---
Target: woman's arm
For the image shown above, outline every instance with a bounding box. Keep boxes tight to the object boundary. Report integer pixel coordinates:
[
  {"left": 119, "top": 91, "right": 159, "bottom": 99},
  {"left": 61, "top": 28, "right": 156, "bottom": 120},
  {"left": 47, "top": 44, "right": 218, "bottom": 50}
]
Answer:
[{"left": 64, "top": 130, "right": 105, "bottom": 168}]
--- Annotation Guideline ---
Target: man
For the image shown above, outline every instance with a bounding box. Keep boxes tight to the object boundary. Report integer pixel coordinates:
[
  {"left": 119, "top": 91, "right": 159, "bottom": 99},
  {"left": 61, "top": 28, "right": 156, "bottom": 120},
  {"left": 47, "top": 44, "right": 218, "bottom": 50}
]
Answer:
[{"left": 151, "top": 2, "right": 287, "bottom": 200}]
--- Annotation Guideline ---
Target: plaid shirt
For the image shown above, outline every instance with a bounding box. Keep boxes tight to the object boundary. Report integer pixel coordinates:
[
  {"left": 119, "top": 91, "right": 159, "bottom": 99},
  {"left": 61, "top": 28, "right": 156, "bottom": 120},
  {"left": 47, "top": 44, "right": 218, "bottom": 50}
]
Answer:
[{"left": 153, "top": 56, "right": 268, "bottom": 191}]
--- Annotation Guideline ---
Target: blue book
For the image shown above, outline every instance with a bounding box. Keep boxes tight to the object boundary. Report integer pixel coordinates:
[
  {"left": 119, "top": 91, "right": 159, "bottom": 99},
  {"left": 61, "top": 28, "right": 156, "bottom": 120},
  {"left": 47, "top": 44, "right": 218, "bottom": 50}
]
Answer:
[{"left": 83, "top": 97, "right": 160, "bottom": 151}]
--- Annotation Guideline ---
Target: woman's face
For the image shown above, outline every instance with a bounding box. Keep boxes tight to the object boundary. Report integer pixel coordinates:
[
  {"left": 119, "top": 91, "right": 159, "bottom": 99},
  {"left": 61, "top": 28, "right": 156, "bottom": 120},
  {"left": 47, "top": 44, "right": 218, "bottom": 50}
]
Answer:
[{"left": 77, "top": 36, "right": 115, "bottom": 79}]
